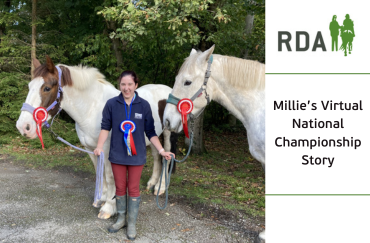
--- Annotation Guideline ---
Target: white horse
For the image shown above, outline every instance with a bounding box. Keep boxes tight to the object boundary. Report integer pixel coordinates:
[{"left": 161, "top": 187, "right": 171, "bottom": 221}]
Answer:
[
  {"left": 16, "top": 56, "right": 174, "bottom": 219},
  {"left": 163, "top": 45, "right": 265, "bottom": 240}
]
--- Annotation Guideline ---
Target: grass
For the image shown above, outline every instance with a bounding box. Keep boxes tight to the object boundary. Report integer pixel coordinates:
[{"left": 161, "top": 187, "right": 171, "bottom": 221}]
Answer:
[
  {"left": 0, "top": 120, "right": 94, "bottom": 175},
  {"left": 142, "top": 127, "right": 265, "bottom": 217},
  {"left": 0, "top": 124, "right": 265, "bottom": 217}
]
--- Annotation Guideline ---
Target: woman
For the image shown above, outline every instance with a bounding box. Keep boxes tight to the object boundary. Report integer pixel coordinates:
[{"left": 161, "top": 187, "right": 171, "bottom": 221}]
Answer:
[{"left": 94, "top": 71, "right": 174, "bottom": 240}]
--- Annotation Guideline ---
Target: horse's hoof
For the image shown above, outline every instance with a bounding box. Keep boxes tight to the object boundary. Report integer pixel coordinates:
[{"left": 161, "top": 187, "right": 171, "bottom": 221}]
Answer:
[
  {"left": 254, "top": 236, "right": 265, "bottom": 243},
  {"left": 92, "top": 201, "right": 105, "bottom": 208},
  {"left": 154, "top": 188, "right": 165, "bottom": 195},
  {"left": 146, "top": 185, "right": 154, "bottom": 192},
  {"left": 98, "top": 211, "right": 112, "bottom": 219},
  {"left": 254, "top": 231, "right": 265, "bottom": 243}
]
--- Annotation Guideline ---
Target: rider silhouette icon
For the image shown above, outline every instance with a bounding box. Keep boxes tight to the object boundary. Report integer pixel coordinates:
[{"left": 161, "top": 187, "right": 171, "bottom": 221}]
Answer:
[{"left": 330, "top": 14, "right": 355, "bottom": 56}]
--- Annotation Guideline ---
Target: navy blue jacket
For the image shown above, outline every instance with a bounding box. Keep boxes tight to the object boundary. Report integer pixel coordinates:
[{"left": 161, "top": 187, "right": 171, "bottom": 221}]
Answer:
[{"left": 101, "top": 92, "right": 157, "bottom": 165}]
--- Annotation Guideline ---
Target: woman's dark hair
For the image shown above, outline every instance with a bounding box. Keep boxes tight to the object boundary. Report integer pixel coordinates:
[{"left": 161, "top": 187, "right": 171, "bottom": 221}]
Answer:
[{"left": 117, "top": 70, "right": 140, "bottom": 86}]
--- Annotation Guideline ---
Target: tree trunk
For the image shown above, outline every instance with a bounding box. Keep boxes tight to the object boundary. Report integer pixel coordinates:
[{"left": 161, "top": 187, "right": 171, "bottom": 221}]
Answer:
[
  {"left": 200, "top": 40, "right": 207, "bottom": 52},
  {"left": 227, "top": 113, "right": 237, "bottom": 126},
  {"left": 243, "top": 14, "right": 254, "bottom": 59},
  {"left": 31, "top": 0, "right": 37, "bottom": 79},
  {"left": 185, "top": 112, "right": 206, "bottom": 154},
  {"left": 107, "top": 21, "right": 123, "bottom": 69}
]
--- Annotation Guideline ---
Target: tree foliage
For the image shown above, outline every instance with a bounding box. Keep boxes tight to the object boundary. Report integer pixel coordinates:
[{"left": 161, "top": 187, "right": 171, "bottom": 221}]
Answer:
[
  {"left": 0, "top": 0, "right": 264, "bottom": 137},
  {"left": 99, "top": 0, "right": 227, "bottom": 46}
]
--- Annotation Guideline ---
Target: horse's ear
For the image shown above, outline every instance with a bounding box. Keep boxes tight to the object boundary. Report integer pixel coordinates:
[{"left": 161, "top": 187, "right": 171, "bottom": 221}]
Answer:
[
  {"left": 190, "top": 49, "right": 197, "bottom": 56},
  {"left": 59, "top": 66, "right": 73, "bottom": 87},
  {"left": 33, "top": 58, "right": 41, "bottom": 69},
  {"left": 45, "top": 55, "right": 55, "bottom": 74},
  {"left": 198, "top": 45, "right": 215, "bottom": 64}
]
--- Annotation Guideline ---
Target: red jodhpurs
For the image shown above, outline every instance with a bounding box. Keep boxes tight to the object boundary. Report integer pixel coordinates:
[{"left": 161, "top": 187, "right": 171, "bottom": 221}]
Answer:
[{"left": 111, "top": 163, "right": 144, "bottom": 197}]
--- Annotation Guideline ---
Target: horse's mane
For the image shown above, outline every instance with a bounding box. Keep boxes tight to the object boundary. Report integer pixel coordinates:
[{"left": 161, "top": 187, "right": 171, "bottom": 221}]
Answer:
[
  {"left": 34, "top": 64, "right": 114, "bottom": 90},
  {"left": 180, "top": 52, "right": 265, "bottom": 91},
  {"left": 59, "top": 65, "right": 114, "bottom": 90},
  {"left": 218, "top": 55, "right": 265, "bottom": 91}
]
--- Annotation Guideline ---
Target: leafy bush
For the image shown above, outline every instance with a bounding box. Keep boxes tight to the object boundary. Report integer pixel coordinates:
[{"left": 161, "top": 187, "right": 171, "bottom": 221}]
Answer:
[{"left": 0, "top": 72, "right": 28, "bottom": 134}]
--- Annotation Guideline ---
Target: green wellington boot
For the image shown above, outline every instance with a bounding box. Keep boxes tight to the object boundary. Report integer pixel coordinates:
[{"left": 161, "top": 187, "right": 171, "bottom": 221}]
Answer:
[
  {"left": 127, "top": 196, "right": 141, "bottom": 240},
  {"left": 108, "top": 195, "right": 127, "bottom": 233}
]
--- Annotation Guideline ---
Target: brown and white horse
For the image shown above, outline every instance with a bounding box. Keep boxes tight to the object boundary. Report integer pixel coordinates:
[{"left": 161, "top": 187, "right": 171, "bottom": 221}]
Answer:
[
  {"left": 16, "top": 56, "right": 174, "bottom": 219},
  {"left": 163, "top": 45, "right": 265, "bottom": 241}
]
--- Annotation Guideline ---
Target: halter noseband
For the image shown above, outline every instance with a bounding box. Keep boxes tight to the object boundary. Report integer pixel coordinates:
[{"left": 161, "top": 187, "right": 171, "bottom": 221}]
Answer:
[
  {"left": 166, "top": 55, "right": 213, "bottom": 138},
  {"left": 21, "top": 66, "right": 63, "bottom": 148}
]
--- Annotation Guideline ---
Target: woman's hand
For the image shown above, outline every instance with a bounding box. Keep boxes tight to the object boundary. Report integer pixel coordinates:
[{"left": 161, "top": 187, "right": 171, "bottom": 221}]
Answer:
[
  {"left": 94, "top": 130, "right": 109, "bottom": 156},
  {"left": 160, "top": 151, "right": 175, "bottom": 161},
  {"left": 94, "top": 147, "right": 104, "bottom": 156}
]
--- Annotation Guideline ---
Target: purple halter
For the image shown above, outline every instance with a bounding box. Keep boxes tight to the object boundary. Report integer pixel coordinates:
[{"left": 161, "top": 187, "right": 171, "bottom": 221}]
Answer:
[{"left": 21, "top": 66, "right": 63, "bottom": 129}]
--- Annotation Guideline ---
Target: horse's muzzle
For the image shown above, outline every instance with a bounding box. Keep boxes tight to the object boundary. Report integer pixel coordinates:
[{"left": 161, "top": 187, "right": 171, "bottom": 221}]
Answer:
[{"left": 16, "top": 120, "right": 37, "bottom": 139}]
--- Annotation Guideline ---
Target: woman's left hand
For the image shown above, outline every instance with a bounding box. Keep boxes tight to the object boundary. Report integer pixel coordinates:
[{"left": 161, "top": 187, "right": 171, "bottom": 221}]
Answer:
[{"left": 160, "top": 151, "right": 175, "bottom": 160}]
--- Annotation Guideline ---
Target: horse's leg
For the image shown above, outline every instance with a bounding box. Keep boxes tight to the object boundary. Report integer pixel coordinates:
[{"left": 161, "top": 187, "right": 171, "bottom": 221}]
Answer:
[
  {"left": 98, "top": 154, "right": 117, "bottom": 219},
  {"left": 146, "top": 143, "right": 162, "bottom": 191},
  {"left": 154, "top": 129, "right": 172, "bottom": 195},
  {"left": 250, "top": 146, "right": 265, "bottom": 172},
  {"left": 246, "top": 129, "right": 265, "bottom": 172},
  {"left": 88, "top": 153, "right": 107, "bottom": 208},
  {"left": 256, "top": 230, "right": 265, "bottom": 243}
]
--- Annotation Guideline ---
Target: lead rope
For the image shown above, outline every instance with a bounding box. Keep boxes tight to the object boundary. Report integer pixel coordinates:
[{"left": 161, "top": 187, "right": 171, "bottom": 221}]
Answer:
[
  {"left": 46, "top": 111, "right": 104, "bottom": 205},
  {"left": 55, "top": 136, "right": 104, "bottom": 204},
  {"left": 156, "top": 132, "right": 194, "bottom": 209}
]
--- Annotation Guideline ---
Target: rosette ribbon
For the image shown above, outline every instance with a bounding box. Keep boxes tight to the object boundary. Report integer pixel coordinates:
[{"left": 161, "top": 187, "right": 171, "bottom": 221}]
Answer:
[
  {"left": 177, "top": 98, "right": 193, "bottom": 138},
  {"left": 33, "top": 107, "right": 48, "bottom": 149},
  {"left": 120, "top": 120, "right": 137, "bottom": 156}
]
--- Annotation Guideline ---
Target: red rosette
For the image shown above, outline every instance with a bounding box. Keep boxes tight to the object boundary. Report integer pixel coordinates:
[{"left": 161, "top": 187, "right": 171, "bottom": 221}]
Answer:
[
  {"left": 32, "top": 107, "right": 48, "bottom": 149},
  {"left": 120, "top": 120, "right": 136, "bottom": 133},
  {"left": 33, "top": 107, "right": 48, "bottom": 123},
  {"left": 177, "top": 99, "right": 193, "bottom": 138},
  {"left": 120, "top": 120, "right": 137, "bottom": 156}
]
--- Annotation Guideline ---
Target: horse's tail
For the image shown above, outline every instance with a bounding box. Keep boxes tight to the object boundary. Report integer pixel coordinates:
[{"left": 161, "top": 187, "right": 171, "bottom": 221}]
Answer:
[{"left": 169, "top": 132, "right": 178, "bottom": 173}]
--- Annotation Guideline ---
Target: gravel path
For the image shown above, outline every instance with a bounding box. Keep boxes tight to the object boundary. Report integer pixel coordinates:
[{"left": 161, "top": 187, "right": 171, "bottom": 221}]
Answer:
[{"left": 0, "top": 155, "right": 263, "bottom": 243}]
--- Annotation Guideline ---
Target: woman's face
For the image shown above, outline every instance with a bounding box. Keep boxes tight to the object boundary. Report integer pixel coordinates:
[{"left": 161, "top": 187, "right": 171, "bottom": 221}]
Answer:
[{"left": 120, "top": 75, "right": 138, "bottom": 101}]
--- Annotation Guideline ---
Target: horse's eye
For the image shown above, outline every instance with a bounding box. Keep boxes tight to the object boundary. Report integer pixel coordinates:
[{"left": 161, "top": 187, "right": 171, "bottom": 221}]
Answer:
[
  {"left": 44, "top": 87, "right": 51, "bottom": 92},
  {"left": 184, "top": 80, "right": 192, "bottom": 86}
]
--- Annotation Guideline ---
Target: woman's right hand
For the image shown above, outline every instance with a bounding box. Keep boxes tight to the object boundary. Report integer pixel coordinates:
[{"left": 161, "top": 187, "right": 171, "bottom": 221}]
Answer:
[{"left": 94, "top": 147, "right": 104, "bottom": 156}]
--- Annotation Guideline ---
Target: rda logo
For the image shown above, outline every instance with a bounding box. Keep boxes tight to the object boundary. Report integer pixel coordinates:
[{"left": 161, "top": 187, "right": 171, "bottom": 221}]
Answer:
[
  {"left": 330, "top": 14, "right": 355, "bottom": 56},
  {"left": 278, "top": 14, "right": 355, "bottom": 57}
]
